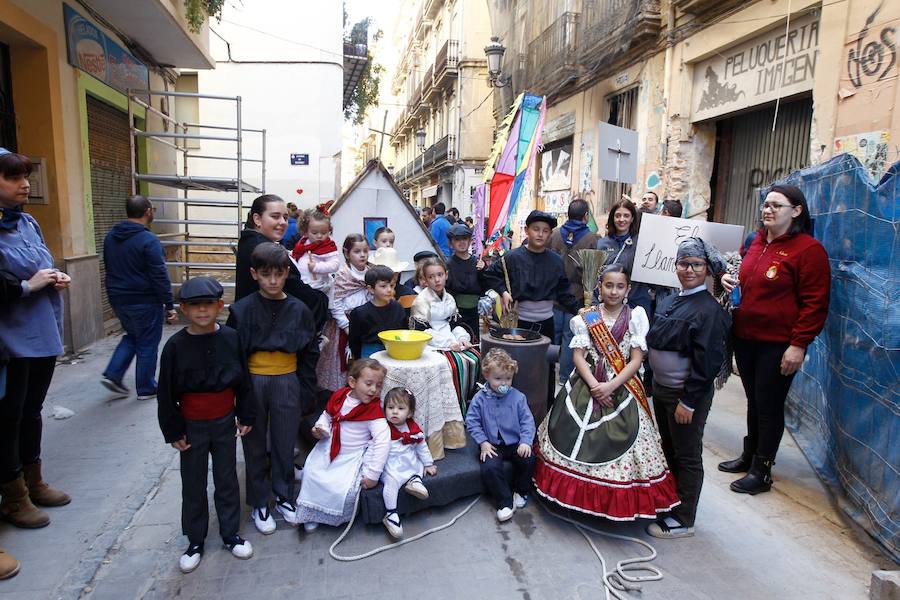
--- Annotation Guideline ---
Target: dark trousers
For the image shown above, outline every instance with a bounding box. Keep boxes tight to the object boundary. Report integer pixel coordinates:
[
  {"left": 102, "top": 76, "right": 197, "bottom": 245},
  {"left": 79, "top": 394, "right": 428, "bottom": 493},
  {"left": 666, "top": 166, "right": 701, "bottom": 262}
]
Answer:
[
  {"left": 733, "top": 337, "right": 796, "bottom": 460},
  {"left": 479, "top": 443, "right": 536, "bottom": 509},
  {"left": 652, "top": 383, "right": 713, "bottom": 527},
  {"left": 242, "top": 373, "right": 301, "bottom": 508},
  {"left": 103, "top": 303, "right": 164, "bottom": 396},
  {"left": 518, "top": 316, "right": 556, "bottom": 408},
  {"left": 0, "top": 356, "right": 56, "bottom": 483},
  {"left": 458, "top": 306, "right": 480, "bottom": 343},
  {"left": 181, "top": 412, "right": 240, "bottom": 545}
]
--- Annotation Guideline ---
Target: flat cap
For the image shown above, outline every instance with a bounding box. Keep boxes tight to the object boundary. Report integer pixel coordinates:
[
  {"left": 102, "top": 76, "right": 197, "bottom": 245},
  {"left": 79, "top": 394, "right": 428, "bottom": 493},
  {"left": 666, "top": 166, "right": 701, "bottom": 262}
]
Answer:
[
  {"left": 413, "top": 250, "right": 439, "bottom": 262},
  {"left": 179, "top": 277, "right": 224, "bottom": 303},
  {"left": 447, "top": 223, "right": 473, "bottom": 239},
  {"left": 525, "top": 210, "right": 557, "bottom": 229}
]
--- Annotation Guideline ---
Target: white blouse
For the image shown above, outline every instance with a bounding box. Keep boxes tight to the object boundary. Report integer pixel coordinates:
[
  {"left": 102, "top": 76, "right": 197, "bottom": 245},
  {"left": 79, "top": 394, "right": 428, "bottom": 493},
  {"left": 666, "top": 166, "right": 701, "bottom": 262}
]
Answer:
[
  {"left": 314, "top": 394, "right": 390, "bottom": 482},
  {"left": 569, "top": 306, "right": 649, "bottom": 355},
  {"left": 410, "top": 288, "right": 471, "bottom": 350}
]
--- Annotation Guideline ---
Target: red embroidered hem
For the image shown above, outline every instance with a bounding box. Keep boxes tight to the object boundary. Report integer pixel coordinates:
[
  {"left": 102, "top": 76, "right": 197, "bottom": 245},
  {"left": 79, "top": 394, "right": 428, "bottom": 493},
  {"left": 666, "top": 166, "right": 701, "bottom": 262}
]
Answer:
[{"left": 533, "top": 453, "right": 681, "bottom": 521}]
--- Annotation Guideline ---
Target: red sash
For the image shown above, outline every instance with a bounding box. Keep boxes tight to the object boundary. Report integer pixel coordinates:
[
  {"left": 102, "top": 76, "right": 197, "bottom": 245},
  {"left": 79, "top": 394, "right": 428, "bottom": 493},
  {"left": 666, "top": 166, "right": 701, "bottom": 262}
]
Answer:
[
  {"left": 292, "top": 237, "right": 338, "bottom": 261},
  {"left": 181, "top": 388, "right": 235, "bottom": 421},
  {"left": 326, "top": 387, "right": 385, "bottom": 461},
  {"left": 581, "top": 309, "right": 652, "bottom": 418},
  {"left": 388, "top": 419, "right": 424, "bottom": 445}
]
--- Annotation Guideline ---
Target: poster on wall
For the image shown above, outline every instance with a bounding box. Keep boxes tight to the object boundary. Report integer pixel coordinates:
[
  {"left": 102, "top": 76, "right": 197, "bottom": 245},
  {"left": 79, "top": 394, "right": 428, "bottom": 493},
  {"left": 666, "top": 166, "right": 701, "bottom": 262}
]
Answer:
[
  {"left": 691, "top": 11, "right": 819, "bottom": 122},
  {"left": 63, "top": 3, "right": 150, "bottom": 99},
  {"left": 540, "top": 144, "right": 573, "bottom": 220},
  {"left": 632, "top": 214, "right": 744, "bottom": 287},
  {"left": 833, "top": 131, "right": 890, "bottom": 180}
]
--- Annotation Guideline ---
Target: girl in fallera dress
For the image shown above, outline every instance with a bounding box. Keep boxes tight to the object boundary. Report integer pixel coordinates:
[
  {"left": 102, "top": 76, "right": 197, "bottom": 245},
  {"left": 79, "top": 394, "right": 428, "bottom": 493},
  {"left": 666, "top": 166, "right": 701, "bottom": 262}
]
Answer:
[
  {"left": 533, "top": 264, "right": 680, "bottom": 520},
  {"left": 317, "top": 234, "right": 372, "bottom": 391},
  {"left": 296, "top": 359, "right": 390, "bottom": 531}
]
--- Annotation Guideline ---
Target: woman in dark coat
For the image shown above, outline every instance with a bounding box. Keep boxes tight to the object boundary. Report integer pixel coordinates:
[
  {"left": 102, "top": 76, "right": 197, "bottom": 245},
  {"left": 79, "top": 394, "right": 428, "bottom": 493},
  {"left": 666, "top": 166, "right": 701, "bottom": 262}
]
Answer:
[{"left": 234, "top": 194, "right": 328, "bottom": 333}]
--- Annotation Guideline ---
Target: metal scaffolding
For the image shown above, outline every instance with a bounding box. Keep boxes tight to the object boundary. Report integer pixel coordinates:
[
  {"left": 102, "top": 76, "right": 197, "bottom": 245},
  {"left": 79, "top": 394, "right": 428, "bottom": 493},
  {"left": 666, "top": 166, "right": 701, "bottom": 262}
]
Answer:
[{"left": 127, "top": 89, "right": 266, "bottom": 298}]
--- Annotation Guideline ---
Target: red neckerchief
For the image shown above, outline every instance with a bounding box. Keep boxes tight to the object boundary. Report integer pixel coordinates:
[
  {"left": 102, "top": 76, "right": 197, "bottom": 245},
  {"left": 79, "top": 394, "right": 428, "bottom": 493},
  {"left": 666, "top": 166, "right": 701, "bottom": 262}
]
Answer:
[
  {"left": 292, "top": 237, "right": 338, "bottom": 261},
  {"left": 388, "top": 419, "right": 424, "bottom": 445},
  {"left": 325, "top": 387, "right": 385, "bottom": 461}
]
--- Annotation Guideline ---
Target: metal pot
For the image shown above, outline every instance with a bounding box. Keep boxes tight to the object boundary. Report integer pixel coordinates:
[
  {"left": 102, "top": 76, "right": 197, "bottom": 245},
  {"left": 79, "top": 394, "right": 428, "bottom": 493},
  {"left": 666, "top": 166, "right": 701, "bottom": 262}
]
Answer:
[{"left": 487, "top": 323, "right": 542, "bottom": 343}]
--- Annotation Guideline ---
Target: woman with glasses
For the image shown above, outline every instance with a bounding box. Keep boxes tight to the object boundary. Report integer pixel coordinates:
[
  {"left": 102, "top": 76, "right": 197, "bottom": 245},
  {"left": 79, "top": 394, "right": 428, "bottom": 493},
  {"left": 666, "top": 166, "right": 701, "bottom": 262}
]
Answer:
[
  {"left": 644, "top": 238, "right": 730, "bottom": 538},
  {"left": 719, "top": 184, "right": 830, "bottom": 495},
  {"left": 594, "top": 198, "right": 652, "bottom": 315}
]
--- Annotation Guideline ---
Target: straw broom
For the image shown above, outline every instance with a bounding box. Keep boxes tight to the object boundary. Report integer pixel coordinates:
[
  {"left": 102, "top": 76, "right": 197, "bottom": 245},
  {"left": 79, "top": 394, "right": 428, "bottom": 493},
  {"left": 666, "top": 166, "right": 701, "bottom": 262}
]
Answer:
[{"left": 573, "top": 249, "right": 608, "bottom": 308}]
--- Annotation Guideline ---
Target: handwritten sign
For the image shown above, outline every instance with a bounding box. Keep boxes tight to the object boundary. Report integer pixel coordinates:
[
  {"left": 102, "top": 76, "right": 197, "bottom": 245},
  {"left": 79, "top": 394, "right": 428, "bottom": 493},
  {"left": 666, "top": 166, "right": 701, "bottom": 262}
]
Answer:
[
  {"left": 691, "top": 12, "right": 819, "bottom": 122},
  {"left": 632, "top": 214, "right": 745, "bottom": 287}
]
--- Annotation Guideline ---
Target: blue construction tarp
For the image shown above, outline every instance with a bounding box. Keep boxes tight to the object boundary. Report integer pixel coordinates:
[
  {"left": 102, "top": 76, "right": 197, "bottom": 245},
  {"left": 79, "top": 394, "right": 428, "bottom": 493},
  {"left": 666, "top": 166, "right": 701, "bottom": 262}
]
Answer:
[{"left": 770, "top": 153, "right": 898, "bottom": 562}]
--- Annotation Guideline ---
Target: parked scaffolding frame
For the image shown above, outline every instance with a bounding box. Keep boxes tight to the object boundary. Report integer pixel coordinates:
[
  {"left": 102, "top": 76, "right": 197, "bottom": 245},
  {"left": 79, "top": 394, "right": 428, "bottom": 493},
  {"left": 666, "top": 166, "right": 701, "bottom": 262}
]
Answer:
[{"left": 127, "top": 89, "right": 266, "bottom": 296}]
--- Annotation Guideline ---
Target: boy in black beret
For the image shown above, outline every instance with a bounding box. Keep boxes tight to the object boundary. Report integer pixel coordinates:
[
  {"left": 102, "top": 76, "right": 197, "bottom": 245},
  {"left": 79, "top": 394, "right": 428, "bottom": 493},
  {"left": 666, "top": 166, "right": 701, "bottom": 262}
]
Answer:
[
  {"left": 157, "top": 276, "right": 256, "bottom": 573},
  {"left": 446, "top": 224, "right": 486, "bottom": 341}
]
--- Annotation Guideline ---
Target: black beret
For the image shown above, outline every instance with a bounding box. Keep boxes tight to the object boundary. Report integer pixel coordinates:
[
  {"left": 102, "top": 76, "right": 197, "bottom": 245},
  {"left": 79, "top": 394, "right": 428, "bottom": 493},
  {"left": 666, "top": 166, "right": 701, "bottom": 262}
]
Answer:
[
  {"left": 413, "top": 250, "right": 439, "bottom": 262},
  {"left": 525, "top": 210, "right": 557, "bottom": 229},
  {"left": 447, "top": 223, "right": 472, "bottom": 239},
  {"left": 179, "top": 277, "right": 224, "bottom": 303}
]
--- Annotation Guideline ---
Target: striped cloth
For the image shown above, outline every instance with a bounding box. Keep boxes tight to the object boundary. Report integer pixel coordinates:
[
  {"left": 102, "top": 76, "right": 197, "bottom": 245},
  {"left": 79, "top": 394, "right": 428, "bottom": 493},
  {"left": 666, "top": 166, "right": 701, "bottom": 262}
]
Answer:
[{"left": 439, "top": 348, "right": 481, "bottom": 417}]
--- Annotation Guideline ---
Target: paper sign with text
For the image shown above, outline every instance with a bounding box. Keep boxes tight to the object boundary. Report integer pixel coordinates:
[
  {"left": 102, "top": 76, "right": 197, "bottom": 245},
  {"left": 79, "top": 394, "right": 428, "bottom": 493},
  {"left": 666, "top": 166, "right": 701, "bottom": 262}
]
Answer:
[{"left": 632, "top": 214, "right": 745, "bottom": 287}]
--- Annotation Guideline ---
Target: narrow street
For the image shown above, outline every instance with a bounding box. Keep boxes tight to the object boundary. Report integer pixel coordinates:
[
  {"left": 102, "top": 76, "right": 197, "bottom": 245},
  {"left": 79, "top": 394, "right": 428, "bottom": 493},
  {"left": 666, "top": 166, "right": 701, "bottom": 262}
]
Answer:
[{"left": 0, "top": 328, "right": 890, "bottom": 600}]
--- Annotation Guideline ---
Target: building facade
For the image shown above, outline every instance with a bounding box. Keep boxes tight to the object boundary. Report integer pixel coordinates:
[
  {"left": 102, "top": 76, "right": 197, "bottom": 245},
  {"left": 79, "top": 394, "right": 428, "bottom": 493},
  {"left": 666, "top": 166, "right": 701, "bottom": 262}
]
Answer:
[
  {"left": 0, "top": 0, "right": 213, "bottom": 350},
  {"left": 486, "top": 0, "right": 899, "bottom": 233},
  {"left": 387, "top": 0, "right": 496, "bottom": 217}
]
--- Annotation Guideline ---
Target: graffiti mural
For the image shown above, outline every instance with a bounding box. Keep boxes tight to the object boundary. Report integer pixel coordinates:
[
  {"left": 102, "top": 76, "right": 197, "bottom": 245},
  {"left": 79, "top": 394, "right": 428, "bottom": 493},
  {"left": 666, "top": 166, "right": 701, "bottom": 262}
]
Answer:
[{"left": 846, "top": 2, "right": 898, "bottom": 88}]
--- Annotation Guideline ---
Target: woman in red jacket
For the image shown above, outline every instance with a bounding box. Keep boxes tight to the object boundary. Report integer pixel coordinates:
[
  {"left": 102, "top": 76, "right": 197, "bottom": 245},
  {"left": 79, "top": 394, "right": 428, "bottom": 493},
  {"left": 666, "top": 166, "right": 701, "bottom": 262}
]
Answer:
[{"left": 720, "top": 184, "right": 830, "bottom": 495}]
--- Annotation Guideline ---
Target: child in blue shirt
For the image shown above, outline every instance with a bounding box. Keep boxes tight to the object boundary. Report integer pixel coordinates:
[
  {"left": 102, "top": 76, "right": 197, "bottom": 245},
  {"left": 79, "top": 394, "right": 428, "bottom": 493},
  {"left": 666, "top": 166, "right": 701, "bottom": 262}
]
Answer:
[{"left": 465, "top": 348, "right": 536, "bottom": 522}]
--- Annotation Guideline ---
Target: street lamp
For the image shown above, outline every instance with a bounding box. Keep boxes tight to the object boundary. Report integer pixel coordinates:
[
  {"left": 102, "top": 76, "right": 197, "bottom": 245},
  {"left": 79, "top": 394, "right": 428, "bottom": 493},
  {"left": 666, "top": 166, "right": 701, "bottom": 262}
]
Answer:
[
  {"left": 415, "top": 128, "right": 426, "bottom": 152},
  {"left": 484, "top": 36, "right": 511, "bottom": 87}
]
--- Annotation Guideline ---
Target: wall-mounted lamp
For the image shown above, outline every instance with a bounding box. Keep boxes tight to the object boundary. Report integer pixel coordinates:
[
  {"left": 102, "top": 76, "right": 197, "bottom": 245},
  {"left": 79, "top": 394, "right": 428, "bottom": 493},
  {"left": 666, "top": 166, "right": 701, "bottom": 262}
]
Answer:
[{"left": 484, "top": 36, "right": 511, "bottom": 88}]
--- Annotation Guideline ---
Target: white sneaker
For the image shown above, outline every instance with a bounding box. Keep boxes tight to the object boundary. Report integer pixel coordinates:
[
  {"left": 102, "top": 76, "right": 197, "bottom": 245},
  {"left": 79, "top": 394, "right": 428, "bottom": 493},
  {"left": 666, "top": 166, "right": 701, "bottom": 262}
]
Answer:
[
  {"left": 646, "top": 516, "right": 695, "bottom": 539},
  {"left": 252, "top": 506, "right": 276, "bottom": 535},
  {"left": 178, "top": 544, "right": 203, "bottom": 573},
  {"left": 303, "top": 521, "right": 319, "bottom": 533},
  {"left": 382, "top": 511, "right": 403, "bottom": 539},
  {"left": 275, "top": 497, "right": 299, "bottom": 526},
  {"left": 513, "top": 493, "right": 528, "bottom": 509},
  {"left": 136, "top": 394, "right": 156, "bottom": 402},
  {"left": 403, "top": 476, "right": 429, "bottom": 500},
  {"left": 496, "top": 506, "right": 515, "bottom": 522},
  {"left": 224, "top": 536, "right": 253, "bottom": 559}
]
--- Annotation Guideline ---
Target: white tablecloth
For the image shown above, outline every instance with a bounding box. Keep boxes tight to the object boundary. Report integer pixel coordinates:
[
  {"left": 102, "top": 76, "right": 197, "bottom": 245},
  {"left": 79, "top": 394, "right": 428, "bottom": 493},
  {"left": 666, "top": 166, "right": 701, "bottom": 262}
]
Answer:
[{"left": 372, "top": 349, "right": 466, "bottom": 460}]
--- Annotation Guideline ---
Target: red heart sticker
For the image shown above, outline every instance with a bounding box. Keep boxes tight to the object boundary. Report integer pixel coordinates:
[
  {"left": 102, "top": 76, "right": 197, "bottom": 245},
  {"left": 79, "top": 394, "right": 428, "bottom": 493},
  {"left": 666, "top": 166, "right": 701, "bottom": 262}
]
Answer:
[{"left": 296, "top": 188, "right": 304, "bottom": 195}]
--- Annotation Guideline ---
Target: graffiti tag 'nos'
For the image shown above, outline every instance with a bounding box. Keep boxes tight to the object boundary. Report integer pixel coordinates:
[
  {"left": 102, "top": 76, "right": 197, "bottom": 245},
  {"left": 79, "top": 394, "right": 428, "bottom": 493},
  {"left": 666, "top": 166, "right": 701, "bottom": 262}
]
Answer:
[{"left": 847, "top": 3, "right": 897, "bottom": 88}]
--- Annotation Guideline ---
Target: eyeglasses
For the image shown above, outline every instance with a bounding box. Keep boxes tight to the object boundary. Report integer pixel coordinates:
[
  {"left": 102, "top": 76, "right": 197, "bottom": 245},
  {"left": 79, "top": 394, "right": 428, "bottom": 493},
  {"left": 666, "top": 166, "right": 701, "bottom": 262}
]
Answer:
[
  {"left": 759, "top": 202, "right": 793, "bottom": 212},
  {"left": 675, "top": 261, "right": 707, "bottom": 273}
]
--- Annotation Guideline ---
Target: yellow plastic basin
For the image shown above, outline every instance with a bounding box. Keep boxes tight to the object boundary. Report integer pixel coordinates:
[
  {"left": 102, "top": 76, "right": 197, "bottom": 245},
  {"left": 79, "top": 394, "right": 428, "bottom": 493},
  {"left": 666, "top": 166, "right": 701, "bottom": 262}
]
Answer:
[{"left": 378, "top": 330, "right": 432, "bottom": 360}]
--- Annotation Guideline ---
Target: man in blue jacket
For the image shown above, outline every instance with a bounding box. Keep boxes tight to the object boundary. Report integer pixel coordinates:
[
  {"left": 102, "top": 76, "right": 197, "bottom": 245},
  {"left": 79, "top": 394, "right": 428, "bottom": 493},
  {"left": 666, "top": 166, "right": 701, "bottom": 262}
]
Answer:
[
  {"left": 100, "top": 196, "right": 177, "bottom": 401},
  {"left": 429, "top": 202, "right": 451, "bottom": 257}
]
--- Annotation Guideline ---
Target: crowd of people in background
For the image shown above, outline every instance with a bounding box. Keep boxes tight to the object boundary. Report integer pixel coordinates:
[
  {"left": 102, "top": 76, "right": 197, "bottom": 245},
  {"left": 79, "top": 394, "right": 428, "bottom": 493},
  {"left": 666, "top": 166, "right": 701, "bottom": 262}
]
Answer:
[{"left": 0, "top": 144, "right": 830, "bottom": 580}]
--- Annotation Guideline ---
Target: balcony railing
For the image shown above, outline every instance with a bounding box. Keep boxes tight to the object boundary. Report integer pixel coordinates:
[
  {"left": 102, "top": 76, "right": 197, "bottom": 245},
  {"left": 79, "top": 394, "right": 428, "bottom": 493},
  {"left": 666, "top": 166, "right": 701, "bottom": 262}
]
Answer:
[
  {"left": 526, "top": 12, "right": 579, "bottom": 95},
  {"left": 434, "top": 134, "right": 455, "bottom": 163},
  {"left": 579, "top": 0, "right": 661, "bottom": 75},
  {"left": 434, "top": 39, "right": 460, "bottom": 88}
]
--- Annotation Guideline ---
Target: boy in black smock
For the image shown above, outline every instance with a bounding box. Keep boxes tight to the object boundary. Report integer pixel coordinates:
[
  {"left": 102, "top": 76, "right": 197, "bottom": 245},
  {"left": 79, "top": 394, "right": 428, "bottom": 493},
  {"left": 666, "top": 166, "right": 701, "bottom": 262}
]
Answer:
[
  {"left": 484, "top": 211, "right": 581, "bottom": 403},
  {"left": 157, "top": 277, "right": 255, "bottom": 573},
  {"left": 226, "top": 243, "right": 320, "bottom": 533},
  {"left": 445, "top": 223, "right": 486, "bottom": 342},
  {"left": 645, "top": 237, "right": 731, "bottom": 539},
  {"left": 348, "top": 265, "right": 408, "bottom": 358}
]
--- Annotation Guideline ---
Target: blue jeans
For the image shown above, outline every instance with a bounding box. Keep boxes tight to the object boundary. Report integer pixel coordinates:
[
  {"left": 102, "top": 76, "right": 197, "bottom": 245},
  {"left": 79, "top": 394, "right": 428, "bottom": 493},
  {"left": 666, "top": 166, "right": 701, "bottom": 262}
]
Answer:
[
  {"left": 103, "top": 303, "right": 164, "bottom": 396},
  {"left": 554, "top": 309, "right": 576, "bottom": 384}
]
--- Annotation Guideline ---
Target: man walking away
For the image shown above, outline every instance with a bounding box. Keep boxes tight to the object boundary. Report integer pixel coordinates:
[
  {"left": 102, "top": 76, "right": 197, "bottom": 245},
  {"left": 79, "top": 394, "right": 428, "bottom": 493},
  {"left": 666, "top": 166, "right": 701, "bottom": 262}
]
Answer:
[{"left": 101, "top": 195, "right": 178, "bottom": 401}]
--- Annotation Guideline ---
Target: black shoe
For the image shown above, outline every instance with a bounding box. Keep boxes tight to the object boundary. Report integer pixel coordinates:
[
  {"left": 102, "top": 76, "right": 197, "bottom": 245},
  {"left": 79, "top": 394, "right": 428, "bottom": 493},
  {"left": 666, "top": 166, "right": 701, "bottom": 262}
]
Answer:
[
  {"left": 718, "top": 437, "right": 753, "bottom": 473},
  {"left": 730, "top": 455, "right": 774, "bottom": 495},
  {"left": 179, "top": 543, "right": 204, "bottom": 573},
  {"left": 223, "top": 535, "right": 253, "bottom": 559}
]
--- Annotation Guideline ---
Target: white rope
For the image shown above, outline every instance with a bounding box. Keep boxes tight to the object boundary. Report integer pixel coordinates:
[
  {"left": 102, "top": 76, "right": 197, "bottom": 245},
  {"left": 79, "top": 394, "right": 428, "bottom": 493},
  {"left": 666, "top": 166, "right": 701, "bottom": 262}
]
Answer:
[
  {"left": 329, "top": 490, "right": 483, "bottom": 562},
  {"left": 536, "top": 498, "right": 663, "bottom": 600}
]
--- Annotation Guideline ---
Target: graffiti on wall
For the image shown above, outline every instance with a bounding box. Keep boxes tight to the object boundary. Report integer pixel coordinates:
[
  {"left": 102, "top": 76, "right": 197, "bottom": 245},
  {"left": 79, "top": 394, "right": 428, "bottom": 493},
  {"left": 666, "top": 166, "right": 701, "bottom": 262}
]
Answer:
[{"left": 846, "top": 2, "right": 898, "bottom": 88}]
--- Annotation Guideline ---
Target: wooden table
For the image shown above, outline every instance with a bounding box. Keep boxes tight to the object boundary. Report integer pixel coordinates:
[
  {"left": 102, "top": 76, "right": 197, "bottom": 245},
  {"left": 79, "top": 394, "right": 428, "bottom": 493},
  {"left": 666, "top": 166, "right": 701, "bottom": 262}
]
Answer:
[{"left": 372, "top": 349, "right": 467, "bottom": 460}]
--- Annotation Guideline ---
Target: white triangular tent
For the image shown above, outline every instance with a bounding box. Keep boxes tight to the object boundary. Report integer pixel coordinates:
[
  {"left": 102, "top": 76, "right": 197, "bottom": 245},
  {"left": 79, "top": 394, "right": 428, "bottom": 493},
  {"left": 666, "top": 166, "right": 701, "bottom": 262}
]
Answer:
[{"left": 329, "top": 159, "right": 441, "bottom": 278}]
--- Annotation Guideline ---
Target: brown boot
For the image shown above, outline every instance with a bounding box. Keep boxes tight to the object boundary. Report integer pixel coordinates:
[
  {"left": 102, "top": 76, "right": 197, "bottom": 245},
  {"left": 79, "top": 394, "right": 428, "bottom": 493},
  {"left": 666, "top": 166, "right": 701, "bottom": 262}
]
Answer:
[
  {"left": 0, "top": 476, "right": 50, "bottom": 528},
  {"left": 23, "top": 462, "right": 70, "bottom": 507},
  {"left": 0, "top": 547, "right": 20, "bottom": 579}
]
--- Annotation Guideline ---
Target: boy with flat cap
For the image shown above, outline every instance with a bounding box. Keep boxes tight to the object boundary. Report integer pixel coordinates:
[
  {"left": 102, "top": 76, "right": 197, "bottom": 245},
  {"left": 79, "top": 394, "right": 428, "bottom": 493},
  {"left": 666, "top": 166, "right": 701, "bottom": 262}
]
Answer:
[
  {"left": 446, "top": 223, "right": 486, "bottom": 341},
  {"left": 157, "top": 276, "right": 255, "bottom": 574},
  {"left": 484, "top": 210, "right": 581, "bottom": 404},
  {"left": 403, "top": 250, "right": 439, "bottom": 293}
]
